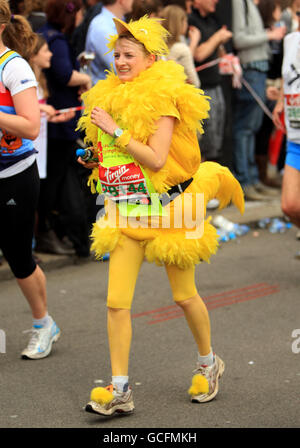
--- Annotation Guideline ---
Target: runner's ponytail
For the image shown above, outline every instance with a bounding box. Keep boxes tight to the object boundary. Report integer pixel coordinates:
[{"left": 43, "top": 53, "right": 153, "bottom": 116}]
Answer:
[{"left": 0, "top": 0, "right": 37, "bottom": 60}]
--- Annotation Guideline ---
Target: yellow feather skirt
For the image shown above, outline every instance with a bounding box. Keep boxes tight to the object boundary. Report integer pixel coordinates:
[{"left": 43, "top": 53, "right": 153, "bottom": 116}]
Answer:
[{"left": 91, "top": 161, "right": 244, "bottom": 269}]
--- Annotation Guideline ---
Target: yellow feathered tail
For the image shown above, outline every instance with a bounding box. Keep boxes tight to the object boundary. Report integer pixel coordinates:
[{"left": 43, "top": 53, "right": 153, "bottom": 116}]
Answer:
[{"left": 193, "top": 161, "right": 245, "bottom": 216}]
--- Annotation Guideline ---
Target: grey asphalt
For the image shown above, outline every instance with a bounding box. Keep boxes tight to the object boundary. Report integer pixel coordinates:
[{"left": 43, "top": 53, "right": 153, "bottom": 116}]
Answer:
[{"left": 0, "top": 198, "right": 299, "bottom": 429}]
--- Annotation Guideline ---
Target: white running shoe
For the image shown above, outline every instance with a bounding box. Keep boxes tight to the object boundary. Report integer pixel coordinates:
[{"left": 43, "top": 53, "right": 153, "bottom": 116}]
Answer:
[
  {"left": 21, "top": 317, "right": 61, "bottom": 359},
  {"left": 188, "top": 354, "right": 225, "bottom": 403},
  {"left": 86, "top": 384, "right": 134, "bottom": 417}
]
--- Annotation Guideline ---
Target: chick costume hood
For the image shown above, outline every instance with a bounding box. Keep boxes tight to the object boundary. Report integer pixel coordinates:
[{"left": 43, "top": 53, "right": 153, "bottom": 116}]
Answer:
[{"left": 77, "top": 31, "right": 244, "bottom": 269}]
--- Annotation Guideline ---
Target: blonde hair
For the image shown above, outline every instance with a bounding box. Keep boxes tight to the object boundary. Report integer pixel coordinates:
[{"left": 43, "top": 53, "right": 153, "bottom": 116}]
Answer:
[
  {"left": 160, "top": 5, "right": 186, "bottom": 48},
  {"left": 0, "top": 0, "right": 37, "bottom": 60},
  {"left": 117, "top": 32, "right": 152, "bottom": 56}
]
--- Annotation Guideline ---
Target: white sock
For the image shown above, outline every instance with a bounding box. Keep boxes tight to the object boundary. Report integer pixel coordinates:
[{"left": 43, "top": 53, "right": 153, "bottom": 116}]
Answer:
[
  {"left": 112, "top": 376, "right": 129, "bottom": 393},
  {"left": 198, "top": 350, "right": 214, "bottom": 366},
  {"left": 33, "top": 313, "right": 52, "bottom": 329}
]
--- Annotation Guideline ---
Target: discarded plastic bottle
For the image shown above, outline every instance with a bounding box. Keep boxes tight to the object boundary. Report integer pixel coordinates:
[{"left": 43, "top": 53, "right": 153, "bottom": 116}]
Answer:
[
  {"left": 228, "top": 231, "right": 237, "bottom": 240},
  {"left": 217, "top": 229, "right": 230, "bottom": 242},
  {"left": 213, "top": 215, "right": 235, "bottom": 232},
  {"left": 217, "top": 229, "right": 236, "bottom": 242},
  {"left": 76, "top": 148, "right": 98, "bottom": 162},
  {"left": 269, "top": 218, "right": 286, "bottom": 234},
  {"left": 257, "top": 218, "right": 271, "bottom": 229},
  {"left": 213, "top": 215, "right": 249, "bottom": 237},
  {"left": 234, "top": 224, "right": 250, "bottom": 236}
]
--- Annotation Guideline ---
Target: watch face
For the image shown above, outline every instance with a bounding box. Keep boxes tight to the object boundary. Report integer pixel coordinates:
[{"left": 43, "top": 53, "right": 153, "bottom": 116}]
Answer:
[{"left": 114, "top": 128, "right": 123, "bottom": 138}]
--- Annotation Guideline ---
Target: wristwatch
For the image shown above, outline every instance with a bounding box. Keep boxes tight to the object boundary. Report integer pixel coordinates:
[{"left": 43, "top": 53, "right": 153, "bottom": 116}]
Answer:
[{"left": 113, "top": 128, "right": 123, "bottom": 138}]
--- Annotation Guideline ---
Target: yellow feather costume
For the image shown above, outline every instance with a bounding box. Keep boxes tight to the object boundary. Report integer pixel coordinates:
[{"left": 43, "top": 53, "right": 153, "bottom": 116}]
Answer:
[{"left": 77, "top": 56, "right": 244, "bottom": 269}]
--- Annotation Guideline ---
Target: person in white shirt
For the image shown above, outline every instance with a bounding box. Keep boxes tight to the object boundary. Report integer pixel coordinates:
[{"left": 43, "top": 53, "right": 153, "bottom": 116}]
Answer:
[
  {"left": 273, "top": 12, "right": 300, "bottom": 253},
  {"left": 85, "top": 0, "right": 134, "bottom": 84},
  {"left": 0, "top": 2, "right": 60, "bottom": 360}
]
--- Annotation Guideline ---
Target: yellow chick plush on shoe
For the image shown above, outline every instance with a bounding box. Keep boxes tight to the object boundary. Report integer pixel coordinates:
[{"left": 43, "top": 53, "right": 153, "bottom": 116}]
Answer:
[
  {"left": 90, "top": 386, "right": 114, "bottom": 405},
  {"left": 188, "top": 374, "right": 209, "bottom": 396}
]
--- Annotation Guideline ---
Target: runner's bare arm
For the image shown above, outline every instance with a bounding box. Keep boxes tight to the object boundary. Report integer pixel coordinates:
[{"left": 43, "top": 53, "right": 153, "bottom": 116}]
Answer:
[
  {"left": 273, "top": 79, "right": 284, "bottom": 130},
  {"left": 126, "top": 117, "right": 175, "bottom": 172},
  {"left": 0, "top": 87, "right": 40, "bottom": 140},
  {"left": 90, "top": 107, "right": 175, "bottom": 172}
]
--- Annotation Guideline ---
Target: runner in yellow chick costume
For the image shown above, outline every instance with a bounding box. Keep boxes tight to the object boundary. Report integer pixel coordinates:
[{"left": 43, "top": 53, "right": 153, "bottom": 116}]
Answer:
[{"left": 77, "top": 16, "right": 244, "bottom": 417}]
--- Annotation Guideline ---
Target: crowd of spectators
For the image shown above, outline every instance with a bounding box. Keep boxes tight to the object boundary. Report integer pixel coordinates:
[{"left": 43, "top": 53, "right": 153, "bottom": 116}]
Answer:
[{"left": 3, "top": 0, "right": 295, "bottom": 259}]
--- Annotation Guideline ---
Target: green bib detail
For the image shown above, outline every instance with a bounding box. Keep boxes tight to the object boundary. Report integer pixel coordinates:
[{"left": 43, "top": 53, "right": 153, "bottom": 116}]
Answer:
[{"left": 96, "top": 130, "right": 166, "bottom": 217}]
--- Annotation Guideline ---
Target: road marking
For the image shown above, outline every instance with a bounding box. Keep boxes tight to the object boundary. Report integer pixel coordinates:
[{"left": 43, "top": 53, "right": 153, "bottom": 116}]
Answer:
[{"left": 132, "top": 283, "right": 280, "bottom": 325}]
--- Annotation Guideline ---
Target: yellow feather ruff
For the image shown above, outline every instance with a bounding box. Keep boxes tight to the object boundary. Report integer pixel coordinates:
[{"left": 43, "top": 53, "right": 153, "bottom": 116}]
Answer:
[
  {"left": 90, "top": 387, "right": 114, "bottom": 405},
  {"left": 106, "top": 16, "right": 170, "bottom": 56},
  {"left": 188, "top": 374, "right": 209, "bottom": 396},
  {"left": 77, "top": 60, "right": 210, "bottom": 155},
  {"left": 77, "top": 60, "right": 211, "bottom": 195}
]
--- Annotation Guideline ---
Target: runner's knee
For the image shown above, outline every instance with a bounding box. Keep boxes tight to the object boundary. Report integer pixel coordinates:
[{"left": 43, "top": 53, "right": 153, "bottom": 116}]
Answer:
[
  {"left": 107, "top": 295, "right": 133, "bottom": 310},
  {"left": 175, "top": 294, "right": 198, "bottom": 308}
]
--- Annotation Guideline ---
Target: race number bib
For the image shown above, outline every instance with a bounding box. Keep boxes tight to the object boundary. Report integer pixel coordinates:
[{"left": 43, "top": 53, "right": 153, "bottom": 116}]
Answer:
[
  {"left": 99, "top": 162, "right": 150, "bottom": 204},
  {"left": 285, "top": 94, "right": 300, "bottom": 128}
]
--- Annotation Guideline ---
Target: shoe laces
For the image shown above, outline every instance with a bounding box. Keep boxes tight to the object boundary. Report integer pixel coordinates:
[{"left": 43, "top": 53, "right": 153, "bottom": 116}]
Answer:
[
  {"left": 23, "top": 324, "right": 53, "bottom": 350},
  {"left": 193, "top": 362, "right": 214, "bottom": 379},
  {"left": 23, "top": 328, "right": 41, "bottom": 350}
]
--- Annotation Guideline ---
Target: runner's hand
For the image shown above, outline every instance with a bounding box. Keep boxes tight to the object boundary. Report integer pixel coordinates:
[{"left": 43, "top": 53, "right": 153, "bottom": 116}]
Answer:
[
  {"left": 91, "top": 107, "right": 118, "bottom": 136},
  {"left": 77, "top": 157, "right": 98, "bottom": 169},
  {"left": 48, "top": 110, "right": 75, "bottom": 123},
  {"left": 272, "top": 101, "right": 284, "bottom": 130}
]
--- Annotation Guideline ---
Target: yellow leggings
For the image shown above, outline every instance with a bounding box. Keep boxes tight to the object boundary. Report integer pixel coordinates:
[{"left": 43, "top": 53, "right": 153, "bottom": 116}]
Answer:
[
  {"left": 106, "top": 235, "right": 211, "bottom": 376},
  {"left": 107, "top": 235, "right": 198, "bottom": 308}
]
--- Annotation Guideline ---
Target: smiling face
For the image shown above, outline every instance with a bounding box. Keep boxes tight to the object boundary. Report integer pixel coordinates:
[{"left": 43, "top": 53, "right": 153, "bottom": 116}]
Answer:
[{"left": 114, "top": 37, "right": 155, "bottom": 82}]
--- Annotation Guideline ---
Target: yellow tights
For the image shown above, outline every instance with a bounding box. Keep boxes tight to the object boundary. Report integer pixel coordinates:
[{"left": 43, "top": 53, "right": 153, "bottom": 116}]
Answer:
[{"left": 107, "top": 235, "right": 211, "bottom": 376}]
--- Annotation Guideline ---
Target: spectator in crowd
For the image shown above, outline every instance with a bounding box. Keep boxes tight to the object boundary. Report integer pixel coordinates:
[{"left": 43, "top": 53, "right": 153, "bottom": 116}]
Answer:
[
  {"left": 85, "top": 0, "right": 134, "bottom": 84},
  {"left": 213, "top": 0, "right": 234, "bottom": 171},
  {"left": 188, "top": 0, "right": 232, "bottom": 163},
  {"left": 273, "top": 10, "right": 300, "bottom": 256},
  {"left": 71, "top": 0, "right": 103, "bottom": 58},
  {"left": 128, "top": 0, "right": 162, "bottom": 20},
  {"left": 0, "top": 0, "right": 60, "bottom": 359},
  {"left": 24, "top": 0, "right": 46, "bottom": 31},
  {"left": 29, "top": 36, "right": 76, "bottom": 257},
  {"left": 37, "top": 0, "right": 92, "bottom": 258},
  {"left": 29, "top": 35, "right": 75, "bottom": 199},
  {"left": 281, "top": 0, "right": 300, "bottom": 33},
  {"left": 255, "top": 0, "right": 284, "bottom": 189},
  {"left": 231, "top": 0, "right": 285, "bottom": 201},
  {"left": 161, "top": 4, "right": 200, "bottom": 87}
]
